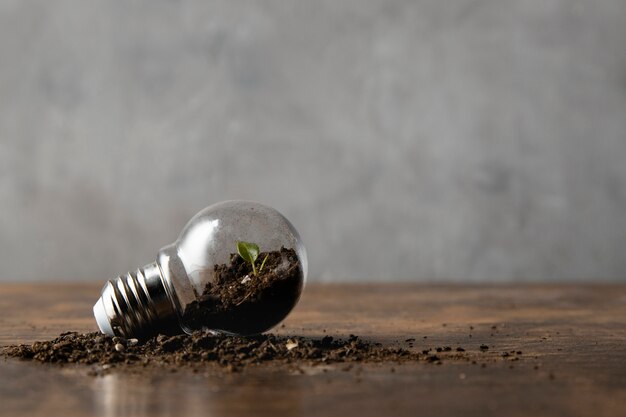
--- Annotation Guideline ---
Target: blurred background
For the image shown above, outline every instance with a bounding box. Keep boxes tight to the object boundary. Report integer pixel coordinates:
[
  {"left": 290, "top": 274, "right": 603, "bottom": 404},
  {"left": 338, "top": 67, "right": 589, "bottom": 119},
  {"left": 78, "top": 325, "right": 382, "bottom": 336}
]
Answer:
[{"left": 1, "top": 0, "right": 625, "bottom": 282}]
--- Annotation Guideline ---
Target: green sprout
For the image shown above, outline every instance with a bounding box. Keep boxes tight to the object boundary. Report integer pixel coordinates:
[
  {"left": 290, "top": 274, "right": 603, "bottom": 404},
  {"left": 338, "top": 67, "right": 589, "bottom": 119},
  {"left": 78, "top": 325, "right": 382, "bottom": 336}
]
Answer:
[{"left": 237, "top": 241, "right": 269, "bottom": 276}]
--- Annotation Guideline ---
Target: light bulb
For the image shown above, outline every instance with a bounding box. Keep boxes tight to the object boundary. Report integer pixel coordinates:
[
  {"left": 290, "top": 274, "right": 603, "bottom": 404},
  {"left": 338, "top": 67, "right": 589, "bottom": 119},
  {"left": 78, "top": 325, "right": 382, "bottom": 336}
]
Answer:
[{"left": 93, "top": 201, "right": 307, "bottom": 338}]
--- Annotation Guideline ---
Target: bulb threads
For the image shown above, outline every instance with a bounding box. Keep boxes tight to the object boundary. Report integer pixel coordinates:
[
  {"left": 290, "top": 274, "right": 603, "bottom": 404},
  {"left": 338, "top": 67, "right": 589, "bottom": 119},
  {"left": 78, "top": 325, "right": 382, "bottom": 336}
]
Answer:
[{"left": 94, "top": 262, "right": 179, "bottom": 338}]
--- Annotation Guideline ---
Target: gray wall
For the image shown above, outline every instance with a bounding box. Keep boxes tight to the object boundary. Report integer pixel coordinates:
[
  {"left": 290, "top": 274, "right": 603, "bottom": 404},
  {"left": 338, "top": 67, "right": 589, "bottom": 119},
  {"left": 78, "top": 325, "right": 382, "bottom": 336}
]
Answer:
[{"left": 1, "top": 0, "right": 626, "bottom": 282}]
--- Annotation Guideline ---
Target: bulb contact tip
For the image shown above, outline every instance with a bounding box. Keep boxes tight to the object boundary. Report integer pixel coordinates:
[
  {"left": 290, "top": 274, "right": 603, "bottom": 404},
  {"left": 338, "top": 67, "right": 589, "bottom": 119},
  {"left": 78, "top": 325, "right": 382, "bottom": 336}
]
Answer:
[{"left": 93, "top": 297, "right": 114, "bottom": 336}]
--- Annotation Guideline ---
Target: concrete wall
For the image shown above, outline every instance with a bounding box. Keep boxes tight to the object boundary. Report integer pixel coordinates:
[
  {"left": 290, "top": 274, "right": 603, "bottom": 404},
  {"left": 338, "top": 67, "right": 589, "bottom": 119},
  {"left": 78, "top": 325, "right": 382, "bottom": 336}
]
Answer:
[{"left": 1, "top": 0, "right": 626, "bottom": 282}]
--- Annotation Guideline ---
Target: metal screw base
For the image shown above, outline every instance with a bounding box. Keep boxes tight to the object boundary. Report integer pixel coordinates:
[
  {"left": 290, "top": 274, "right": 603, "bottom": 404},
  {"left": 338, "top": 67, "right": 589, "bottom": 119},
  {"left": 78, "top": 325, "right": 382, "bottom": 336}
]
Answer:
[{"left": 93, "top": 262, "right": 180, "bottom": 338}]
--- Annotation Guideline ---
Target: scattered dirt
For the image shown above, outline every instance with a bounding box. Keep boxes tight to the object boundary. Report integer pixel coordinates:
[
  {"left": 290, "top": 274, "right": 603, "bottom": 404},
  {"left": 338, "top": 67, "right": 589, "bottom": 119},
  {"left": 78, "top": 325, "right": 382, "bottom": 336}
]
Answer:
[
  {"left": 2, "top": 331, "right": 421, "bottom": 374},
  {"left": 182, "top": 247, "right": 303, "bottom": 335},
  {"left": 1, "top": 331, "right": 525, "bottom": 375}
]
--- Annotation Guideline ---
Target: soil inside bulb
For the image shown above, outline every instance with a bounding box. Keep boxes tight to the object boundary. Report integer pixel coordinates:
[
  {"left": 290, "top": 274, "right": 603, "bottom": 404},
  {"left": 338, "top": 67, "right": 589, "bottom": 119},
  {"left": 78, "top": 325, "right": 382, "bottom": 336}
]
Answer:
[{"left": 181, "top": 247, "right": 303, "bottom": 335}]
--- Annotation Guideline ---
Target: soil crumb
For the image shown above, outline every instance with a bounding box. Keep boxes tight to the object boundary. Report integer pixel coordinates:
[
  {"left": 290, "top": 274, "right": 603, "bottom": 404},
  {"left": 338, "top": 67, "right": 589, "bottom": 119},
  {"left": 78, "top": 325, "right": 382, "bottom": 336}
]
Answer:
[{"left": 182, "top": 247, "right": 303, "bottom": 335}]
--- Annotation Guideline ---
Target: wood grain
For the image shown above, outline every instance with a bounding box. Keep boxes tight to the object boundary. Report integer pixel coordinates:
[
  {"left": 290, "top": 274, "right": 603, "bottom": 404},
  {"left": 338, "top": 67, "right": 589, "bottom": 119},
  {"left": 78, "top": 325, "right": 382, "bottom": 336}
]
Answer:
[{"left": 1, "top": 283, "right": 626, "bottom": 417}]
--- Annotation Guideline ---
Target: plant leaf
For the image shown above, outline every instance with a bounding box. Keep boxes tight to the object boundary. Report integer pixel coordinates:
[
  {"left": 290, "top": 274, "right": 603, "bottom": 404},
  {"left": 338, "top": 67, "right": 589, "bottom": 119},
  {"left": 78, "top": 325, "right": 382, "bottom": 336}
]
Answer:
[{"left": 237, "top": 241, "right": 259, "bottom": 265}]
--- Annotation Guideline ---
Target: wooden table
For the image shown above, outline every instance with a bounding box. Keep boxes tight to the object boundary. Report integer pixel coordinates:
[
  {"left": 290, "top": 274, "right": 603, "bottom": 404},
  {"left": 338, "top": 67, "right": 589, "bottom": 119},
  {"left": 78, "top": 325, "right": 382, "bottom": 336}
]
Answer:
[{"left": 1, "top": 283, "right": 625, "bottom": 417}]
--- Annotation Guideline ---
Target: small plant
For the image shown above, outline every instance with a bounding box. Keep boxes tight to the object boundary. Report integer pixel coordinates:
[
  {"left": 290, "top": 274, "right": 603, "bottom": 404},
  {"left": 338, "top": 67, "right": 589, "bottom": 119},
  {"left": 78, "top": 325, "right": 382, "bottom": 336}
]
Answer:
[{"left": 237, "top": 241, "right": 269, "bottom": 276}]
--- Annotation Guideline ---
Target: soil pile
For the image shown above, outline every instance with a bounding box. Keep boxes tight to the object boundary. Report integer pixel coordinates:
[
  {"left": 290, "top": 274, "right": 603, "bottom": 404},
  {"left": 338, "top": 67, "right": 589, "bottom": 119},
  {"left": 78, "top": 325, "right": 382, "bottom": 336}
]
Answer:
[
  {"left": 2, "top": 331, "right": 430, "bottom": 373},
  {"left": 2, "top": 331, "right": 526, "bottom": 374}
]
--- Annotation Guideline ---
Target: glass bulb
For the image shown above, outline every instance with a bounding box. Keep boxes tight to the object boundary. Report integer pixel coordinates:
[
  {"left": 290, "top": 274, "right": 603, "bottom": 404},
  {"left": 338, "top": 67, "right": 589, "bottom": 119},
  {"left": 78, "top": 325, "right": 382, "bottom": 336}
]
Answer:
[{"left": 93, "top": 201, "right": 307, "bottom": 338}]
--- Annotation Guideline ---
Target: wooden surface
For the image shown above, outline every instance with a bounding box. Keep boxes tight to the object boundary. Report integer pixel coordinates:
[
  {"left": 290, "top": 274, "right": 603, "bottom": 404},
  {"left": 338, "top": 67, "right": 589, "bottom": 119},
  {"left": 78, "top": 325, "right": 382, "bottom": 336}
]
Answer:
[{"left": 1, "top": 283, "right": 626, "bottom": 417}]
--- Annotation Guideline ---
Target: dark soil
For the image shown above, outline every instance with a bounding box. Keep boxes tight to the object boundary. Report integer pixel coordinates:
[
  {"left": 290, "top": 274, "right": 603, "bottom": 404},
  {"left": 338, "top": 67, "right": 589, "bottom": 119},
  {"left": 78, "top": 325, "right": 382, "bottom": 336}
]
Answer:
[
  {"left": 2, "top": 331, "right": 428, "bottom": 374},
  {"left": 182, "top": 247, "right": 303, "bottom": 335},
  {"left": 2, "top": 331, "right": 526, "bottom": 375}
]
